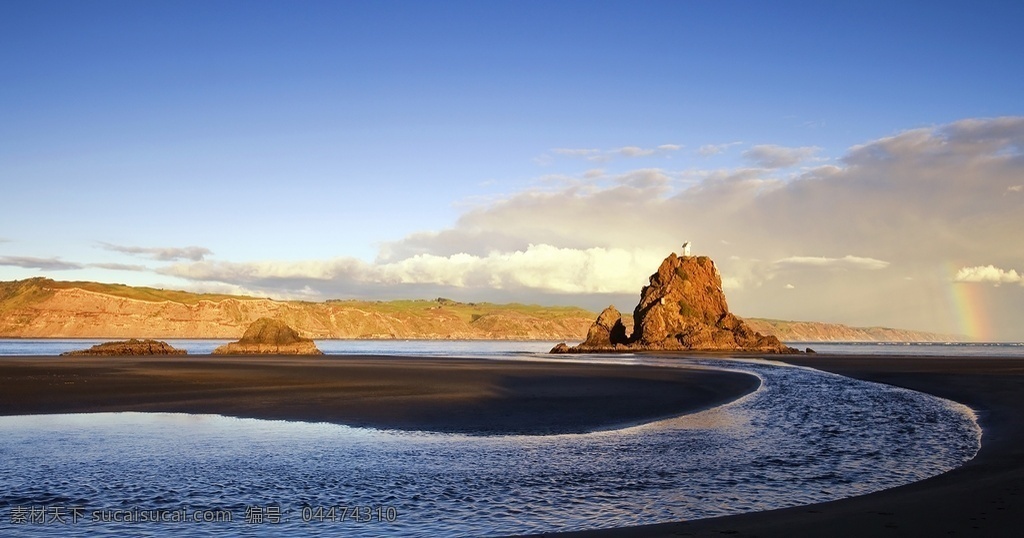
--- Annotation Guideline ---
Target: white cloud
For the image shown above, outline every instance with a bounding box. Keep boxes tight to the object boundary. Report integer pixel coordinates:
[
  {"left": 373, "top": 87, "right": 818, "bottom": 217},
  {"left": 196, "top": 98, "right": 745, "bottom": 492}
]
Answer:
[
  {"left": 386, "top": 245, "right": 666, "bottom": 293},
  {"left": 98, "top": 242, "right": 212, "bottom": 262},
  {"left": 552, "top": 148, "right": 601, "bottom": 157},
  {"left": 170, "top": 280, "right": 304, "bottom": 301},
  {"left": 1008, "top": 185, "right": 1023, "bottom": 193},
  {"left": 954, "top": 265, "right": 1023, "bottom": 286},
  {"left": 90, "top": 263, "right": 149, "bottom": 272},
  {"left": 0, "top": 256, "right": 84, "bottom": 271},
  {"left": 159, "top": 258, "right": 367, "bottom": 283},
  {"left": 544, "top": 144, "right": 683, "bottom": 163},
  {"left": 615, "top": 169, "right": 671, "bottom": 189},
  {"left": 613, "top": 145, "right": 681, "bottom": 158},
  {"left": 161, "top": 245, "right": 668, "bottom": 296},
  {"left": 720, "top": 276, "right": 743, "bottom": 290},
  {"left": 743, "top": 144, "right": 820, "bottom": 168},
  {"left": 773, "top": 255, "right": 891, "bottom": 270},
  {"left": 784, "top": 283, "right": 795, "bottom": 289},
  {"left": 615, "top": 146, "right": 656, "bottom": 157},
  {"left": 697, "top": 142, "right": 742, "bottom": 157}
]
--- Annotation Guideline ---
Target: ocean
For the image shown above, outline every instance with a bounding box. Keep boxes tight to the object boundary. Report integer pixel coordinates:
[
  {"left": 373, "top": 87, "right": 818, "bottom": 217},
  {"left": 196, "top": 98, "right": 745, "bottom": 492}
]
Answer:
[
  {"left": 0, "top": 341, "right": 1000, "bottom": 536},
  {"left": 0, "top": 338, "right": 1022, "bottom": 357}
]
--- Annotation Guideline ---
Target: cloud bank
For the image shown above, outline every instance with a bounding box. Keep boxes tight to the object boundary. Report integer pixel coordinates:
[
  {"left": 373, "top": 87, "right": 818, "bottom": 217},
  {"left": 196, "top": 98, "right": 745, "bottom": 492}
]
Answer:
[
  {"left": 742, "top": 144, "right": 820, "bottom": 168},
  {"left": 6, "top": 117, "right": 1024, "bottom": 338},
  {"left": 955, "top": 265, "right": 1023, "bottom": 286},
  {"left": 160, "top": 245, "right": 667, "bottom": 296},
  {"left": 98, "top": 242, "right": 212, "bottom": 262},
  {"left": 0, "top": 256, "right": 84, "bottom": 271}
]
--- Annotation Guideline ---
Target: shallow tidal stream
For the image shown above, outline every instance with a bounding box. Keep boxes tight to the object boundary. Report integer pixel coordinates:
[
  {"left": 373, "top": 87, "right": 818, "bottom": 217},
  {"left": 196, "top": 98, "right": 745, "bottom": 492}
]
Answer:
[{"left": 0, "top": 357, "right": 981, "bottom": 537}]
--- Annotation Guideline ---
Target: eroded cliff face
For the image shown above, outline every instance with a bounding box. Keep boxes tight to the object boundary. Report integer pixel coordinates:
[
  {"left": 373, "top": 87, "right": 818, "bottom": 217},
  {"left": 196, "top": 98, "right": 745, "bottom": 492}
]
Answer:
[
  {"left": 0, "top": 278, "right": 963, "bottom": 343},
  {"left": 0, "top": 280, "right": 593, "bottom": 340},
  {"left": 553, "top": 253, "right": 798, "bottom": 353}
]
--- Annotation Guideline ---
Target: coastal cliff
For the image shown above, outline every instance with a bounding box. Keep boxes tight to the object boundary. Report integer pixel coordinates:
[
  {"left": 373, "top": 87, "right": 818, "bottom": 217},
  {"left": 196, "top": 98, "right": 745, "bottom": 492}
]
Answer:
[
  {"left": 553, "top": 253, "right": 798, "bottom": 353},
  {"left": 741, "top": 318, "right": 962, "bottom": 342},
  {"left": 0, "top": 277, "right": 962, "bottom": 342},
  {"left": 0, "top": 278, "right": 593, "bottom": 340}
]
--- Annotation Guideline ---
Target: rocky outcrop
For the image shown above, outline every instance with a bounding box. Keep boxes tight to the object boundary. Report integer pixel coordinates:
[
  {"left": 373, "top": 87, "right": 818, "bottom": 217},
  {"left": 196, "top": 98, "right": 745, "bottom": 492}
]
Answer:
[
  {"left": 580, "top": 305, "right": 632, "bottom": 349},
  {"left": 212, "top": 318, "right": 323, "bottom": 355},
  {"left": 61, "top": 339, "right": 187, "bottom": 356},
  {"left": 552, "top": 252, "right": 799, "bottom": 354}
]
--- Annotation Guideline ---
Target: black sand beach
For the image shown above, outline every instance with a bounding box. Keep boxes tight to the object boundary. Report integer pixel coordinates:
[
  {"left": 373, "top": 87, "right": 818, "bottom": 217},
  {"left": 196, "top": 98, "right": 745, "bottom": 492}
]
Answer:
[
  {"left": 3, "top": 353, "right": 1022, "bottom": 537},
  {"left": 0, "top": 355, "right": 758, "bottom": 435}
]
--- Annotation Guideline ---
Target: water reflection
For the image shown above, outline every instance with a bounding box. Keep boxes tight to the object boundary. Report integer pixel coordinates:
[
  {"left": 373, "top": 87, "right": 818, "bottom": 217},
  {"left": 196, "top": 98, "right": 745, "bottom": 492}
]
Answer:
[{"left": 0, "top": 359, "right": 980, "bottom": 537}]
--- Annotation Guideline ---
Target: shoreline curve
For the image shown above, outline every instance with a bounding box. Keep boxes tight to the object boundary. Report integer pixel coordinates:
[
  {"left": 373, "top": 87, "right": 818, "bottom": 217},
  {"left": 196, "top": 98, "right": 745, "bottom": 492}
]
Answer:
[
  {"left": 0, "top": 354, "right": 759, "bottom": 436},
  {"left": 549, "top": 354, "right": 1024, "bottom": 537}
]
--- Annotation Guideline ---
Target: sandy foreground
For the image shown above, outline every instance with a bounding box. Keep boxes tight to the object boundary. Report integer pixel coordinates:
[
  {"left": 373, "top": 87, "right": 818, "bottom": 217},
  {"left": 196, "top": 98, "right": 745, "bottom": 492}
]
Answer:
[
  {"left": 553, "top": 354, "right": 1024, "bottom": 538},
  {"left": 2, "top": 354, "right": 1021, "bottom": 536},
  {"left": 0, "top": 354, "right": 758, "bottom": 435}
]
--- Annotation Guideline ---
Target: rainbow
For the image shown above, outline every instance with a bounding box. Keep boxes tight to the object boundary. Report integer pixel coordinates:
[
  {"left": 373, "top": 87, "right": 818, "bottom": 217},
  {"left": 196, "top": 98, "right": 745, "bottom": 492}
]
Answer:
[{"left": 945, "top": 261, "right": 989, "bottom": 342}]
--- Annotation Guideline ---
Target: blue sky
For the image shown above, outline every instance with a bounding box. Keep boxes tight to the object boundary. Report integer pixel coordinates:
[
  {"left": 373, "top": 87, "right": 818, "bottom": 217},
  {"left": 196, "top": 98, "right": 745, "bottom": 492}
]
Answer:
[{"left": 2, "top": 1, "right": 1023, "bottom": 339}]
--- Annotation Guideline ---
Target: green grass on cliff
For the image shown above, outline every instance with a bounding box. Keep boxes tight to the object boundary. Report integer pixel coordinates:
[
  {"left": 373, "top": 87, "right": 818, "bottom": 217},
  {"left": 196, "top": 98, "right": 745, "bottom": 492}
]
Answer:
[
  {"left": 0, "top": 277, "right": 259, "bottom": 307},
  {"left": 0, "top": 278, "right": 595, "bottom": 321},
  {"left": 0, "top": 279, "right": 57, "bottom": 314},
  {"left": 324, "top": 298, "right": 594, "bottom": 322}
]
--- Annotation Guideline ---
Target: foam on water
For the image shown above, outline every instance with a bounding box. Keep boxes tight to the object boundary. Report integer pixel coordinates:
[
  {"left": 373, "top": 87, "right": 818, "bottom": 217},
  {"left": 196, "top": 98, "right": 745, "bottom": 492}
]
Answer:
[{"left": 0, "top": 357, "right": 980, "bottom": 537}]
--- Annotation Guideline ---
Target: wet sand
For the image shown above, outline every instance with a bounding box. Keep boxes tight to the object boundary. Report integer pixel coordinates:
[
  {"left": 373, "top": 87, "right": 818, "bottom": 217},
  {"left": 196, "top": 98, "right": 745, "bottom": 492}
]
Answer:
[
  {"left": 0, "top": 354, "right": 759, "bottom": 435},
  {"left": 6, "top": 353, "right": 1019, "bottom": 536},
  {"left": 555, "top": 354, "right": 1024, "bottom": 538}
]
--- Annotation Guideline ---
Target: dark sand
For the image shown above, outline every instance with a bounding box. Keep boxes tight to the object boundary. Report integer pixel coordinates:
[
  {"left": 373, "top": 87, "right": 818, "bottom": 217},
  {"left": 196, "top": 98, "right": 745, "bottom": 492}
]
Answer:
[
  {"left": 553, "top": 355, "right": 1024, "bottom": 538},
  {"left": 5, "top": 354, "right": 1021, "bottom": 536},
  {"left": 0, "top": 355, "right": 758, "bottom": 435}
]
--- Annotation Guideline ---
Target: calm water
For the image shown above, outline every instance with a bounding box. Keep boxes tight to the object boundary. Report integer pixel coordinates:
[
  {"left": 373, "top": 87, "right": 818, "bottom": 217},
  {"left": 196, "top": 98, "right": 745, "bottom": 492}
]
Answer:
[
  {"left": 794, "top": 341, "right": 1024, "bottom": 357},
  {"left": 0, "top": 355, "right": 980, "bottom": 537},
  {"left": 0, "top": 338, "right": 1023, "bottom": 357},
  {"left": 0, "top": 339, "right": 558, "bottom": 357}
]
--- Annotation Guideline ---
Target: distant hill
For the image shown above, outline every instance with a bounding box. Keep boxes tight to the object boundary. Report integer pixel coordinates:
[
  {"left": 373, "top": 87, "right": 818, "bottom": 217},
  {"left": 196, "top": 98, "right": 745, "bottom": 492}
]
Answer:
[
  {"left": 0, "top": 278, "right": 963, "bottom": 342},
  {"left": 0, "top": 278, "right": 594, "bottom": 340},
  {"left": 742, "top": 318, "right": 964, "bottom": 343}
]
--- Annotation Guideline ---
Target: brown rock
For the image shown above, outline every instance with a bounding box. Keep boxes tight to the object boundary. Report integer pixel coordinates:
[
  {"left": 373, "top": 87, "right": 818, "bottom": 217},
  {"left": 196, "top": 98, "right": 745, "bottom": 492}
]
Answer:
[
  {"left": 553, "top": 251, "right": 799, "bottom": 354},
  {"left": 61, "top": 339, "right": 186, "bottom": 356},
  {"left": 549, "top": 342, "right": 572, "bottom": 354},
  {"left": 213, "top": 318, "right": 323, "bottom": 355},
  {"left": 583, "top": 306, "right": 631, "bottom": 347}
]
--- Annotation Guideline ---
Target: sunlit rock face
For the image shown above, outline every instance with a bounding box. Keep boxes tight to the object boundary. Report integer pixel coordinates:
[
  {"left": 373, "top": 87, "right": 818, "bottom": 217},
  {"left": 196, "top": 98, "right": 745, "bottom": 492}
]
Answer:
[
  {"left": 553, "top": 252, "right": 798, "bottom": 354},
  {"left": 60, "top": 339, "right": 187, "bottom": 356},
  {"left": 213, "top": 318, "right": 323, "bottom": 355}
]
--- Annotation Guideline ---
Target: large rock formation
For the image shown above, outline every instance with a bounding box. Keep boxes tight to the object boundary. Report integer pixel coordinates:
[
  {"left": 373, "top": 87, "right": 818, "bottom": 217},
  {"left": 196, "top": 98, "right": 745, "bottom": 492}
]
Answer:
[
  {"left": 552, "top": 252, "right": 799, "bottom": 354},
  {"left": 213, "top": 318, "right": 323, "bottom": 355},
  {"left": 61, "top": 339, "right": 186, "bottom": 356},
  {"left": 578, "top": 305, "right": 632, "bottom": 350}
]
